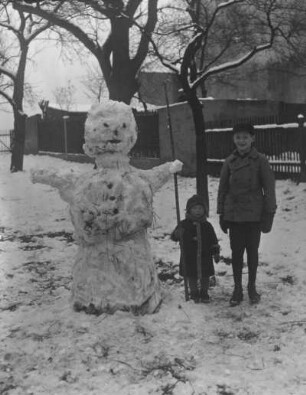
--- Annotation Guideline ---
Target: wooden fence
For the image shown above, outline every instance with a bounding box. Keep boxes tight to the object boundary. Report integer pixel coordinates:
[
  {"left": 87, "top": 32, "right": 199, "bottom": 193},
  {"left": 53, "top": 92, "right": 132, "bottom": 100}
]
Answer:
[
  {"left": 0, "top": 131, "right": 11, "bottom": 152},
  {"left": 206, "top": 124, "right": 304, "bottom": 179},
  {"left": 38, "top": 118, "right": 85, "bottom": 154},
  {"left": 130, "top": 110, "right": 159, "bottom": 158},
  {"left": 205, "top": 114, "right": 280, "bottom": 129},
  {"left": 36, "top": 110, "right": 305, "bottom": 180},
  {"left": 37, "top": 110, "right": 160, "bottom": 158}
]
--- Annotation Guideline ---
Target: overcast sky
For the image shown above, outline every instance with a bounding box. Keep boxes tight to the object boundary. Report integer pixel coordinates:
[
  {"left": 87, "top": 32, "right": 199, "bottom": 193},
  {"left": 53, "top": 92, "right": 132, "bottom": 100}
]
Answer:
[{"left": 0, "top": 42, "right": 92, "bottom": 131}]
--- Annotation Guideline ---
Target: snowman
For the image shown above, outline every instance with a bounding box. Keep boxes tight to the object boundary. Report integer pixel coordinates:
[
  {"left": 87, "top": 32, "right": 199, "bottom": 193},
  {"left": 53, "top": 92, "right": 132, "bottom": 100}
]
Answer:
[{"left": 31, "top": 100, "right": 182, "bottom": 315}]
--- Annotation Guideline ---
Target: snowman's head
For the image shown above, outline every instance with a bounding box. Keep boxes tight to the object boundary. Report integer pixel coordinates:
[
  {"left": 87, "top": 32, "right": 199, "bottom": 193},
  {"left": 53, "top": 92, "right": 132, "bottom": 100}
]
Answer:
[{"left": 83, "top": 100, "right": 138, "bottom": 158}]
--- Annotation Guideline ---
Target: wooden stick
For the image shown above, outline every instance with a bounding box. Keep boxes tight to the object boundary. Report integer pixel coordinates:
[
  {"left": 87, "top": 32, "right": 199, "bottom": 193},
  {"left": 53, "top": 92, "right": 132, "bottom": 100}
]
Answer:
[{"left": 163, "top": 82, "right": 189, "bottom": 302}]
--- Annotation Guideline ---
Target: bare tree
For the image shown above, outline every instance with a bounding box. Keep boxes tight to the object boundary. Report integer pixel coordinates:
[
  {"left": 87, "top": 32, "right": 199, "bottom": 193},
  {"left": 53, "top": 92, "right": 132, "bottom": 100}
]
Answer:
[
  {"left": 81, "top": 63, "right": 106, "bottom": 102},
  {"left": 13, "top": 0, "right": 159, "bottom": 104},
  {"left": 150, "top": 0, "right": 303, "bottom": 210},
  {"left": 0, "top": 2, "right": 52, "bottom": 172},
  {"left": 52, "top": 79, "right": 76, "bottom": 110}
]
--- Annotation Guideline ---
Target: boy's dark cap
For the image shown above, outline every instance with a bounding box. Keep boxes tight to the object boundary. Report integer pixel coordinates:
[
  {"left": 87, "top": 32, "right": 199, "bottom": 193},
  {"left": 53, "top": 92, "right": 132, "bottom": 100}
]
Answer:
[
  {"left": 232, "top": 123, "right": 255, "bottom": 135},
  {"left": 186, "top": 194, "right": 208, "bottom": 213}
]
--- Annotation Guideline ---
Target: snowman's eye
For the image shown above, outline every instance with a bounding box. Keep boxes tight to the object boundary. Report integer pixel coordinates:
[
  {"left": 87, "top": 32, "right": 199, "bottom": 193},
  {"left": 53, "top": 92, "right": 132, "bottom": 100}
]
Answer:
[
  {"left": 122, "top": 122, "right": 126, "bottom": 128},
  {"left": 104, "top": 122, "right": 109, "bottom": 127}
]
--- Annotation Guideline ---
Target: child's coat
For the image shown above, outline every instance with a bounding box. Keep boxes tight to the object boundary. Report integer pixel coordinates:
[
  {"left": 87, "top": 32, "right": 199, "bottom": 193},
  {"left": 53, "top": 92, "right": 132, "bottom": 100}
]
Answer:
[{"left": 172, "top": 219, "right": 219, "bottom": 278}]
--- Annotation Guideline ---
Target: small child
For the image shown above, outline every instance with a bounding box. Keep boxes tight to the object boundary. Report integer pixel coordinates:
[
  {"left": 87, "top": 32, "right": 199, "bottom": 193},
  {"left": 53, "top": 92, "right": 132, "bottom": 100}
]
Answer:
[
  {"left": 171, "top": 194, "right": 220, "bottom": 303},
  {"left": 217, "top": 123, "right": 277, "bottom": 306}
]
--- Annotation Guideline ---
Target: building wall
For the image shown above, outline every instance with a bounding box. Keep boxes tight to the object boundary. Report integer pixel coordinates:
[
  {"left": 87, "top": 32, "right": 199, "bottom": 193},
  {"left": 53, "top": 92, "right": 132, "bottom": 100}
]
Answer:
[
  {"left": 157, "top": 99, "right": 282, "bottom": 176},
  {"left": 201, "top": 99, "right": 281, "bottom": 124},
  {"left": 138, "top": 72, "right": 181, "bottom": 105},
  {"left": 140, "top": 62, "right": 306, "bottom": 105},
  {"left": 205, "top": 62, "right": 306, "bottom": 104},
  {"left": 24, "top": 114, "right": 40, "bottom": 154},
  {"left": 158, "top": 103, "right": 196, "bottom": 176}
]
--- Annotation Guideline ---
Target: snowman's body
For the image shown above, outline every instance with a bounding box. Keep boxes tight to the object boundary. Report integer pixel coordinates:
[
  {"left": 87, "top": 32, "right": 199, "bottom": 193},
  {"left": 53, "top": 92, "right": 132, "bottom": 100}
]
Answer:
[
  {"left": 70, "top": 166, "right": 161, "bottom": 314},
  {"left": 32, "top": 100, "right": 182, "bottom": 314}
]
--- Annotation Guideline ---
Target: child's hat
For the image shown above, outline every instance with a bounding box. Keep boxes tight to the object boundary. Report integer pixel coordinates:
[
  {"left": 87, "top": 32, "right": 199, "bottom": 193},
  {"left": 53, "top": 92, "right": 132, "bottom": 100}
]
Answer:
[
  {"left": 232, "top": 123, "right": 255, "bottom": 135},
  {"left": 186, "top": 194, "right": 208, "bottom": 213}
]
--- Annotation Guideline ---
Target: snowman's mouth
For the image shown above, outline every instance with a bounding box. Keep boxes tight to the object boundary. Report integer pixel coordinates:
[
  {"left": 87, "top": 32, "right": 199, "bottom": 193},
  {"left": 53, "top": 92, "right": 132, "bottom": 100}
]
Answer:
[{"left": 108, "top": 139, "right": 121, "bottom": 144}]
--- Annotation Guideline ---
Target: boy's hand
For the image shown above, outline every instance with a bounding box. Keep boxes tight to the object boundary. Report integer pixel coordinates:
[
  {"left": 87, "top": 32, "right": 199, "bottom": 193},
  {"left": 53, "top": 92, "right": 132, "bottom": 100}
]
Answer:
[
  {"left": 219, "top": 215, "right": 229, "bottom": 234},
  {"left": 260, "top": 212, "right": 274, "bottom": 233},
  {"left": 213, "top": 253, "right": 220, "bottom": 263}
]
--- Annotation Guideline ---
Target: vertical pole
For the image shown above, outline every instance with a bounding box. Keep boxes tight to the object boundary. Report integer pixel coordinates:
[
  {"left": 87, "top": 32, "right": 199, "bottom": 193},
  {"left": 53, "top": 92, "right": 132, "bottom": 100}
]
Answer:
[
  {"left": 163, "top": 83, "right": 181, "bottom": 222},
  {"left": 163, "top": 82, "right": 189, "bottom": 302},
  {"left": 63, "top": 115, "right": 69, "bottom": 156},
  {"left": 297, "top": 114, "right": 306, "bottom": 183}
]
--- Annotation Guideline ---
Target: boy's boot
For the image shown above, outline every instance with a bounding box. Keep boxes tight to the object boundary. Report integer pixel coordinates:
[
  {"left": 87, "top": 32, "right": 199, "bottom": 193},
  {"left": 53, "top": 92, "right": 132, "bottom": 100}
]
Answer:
[
  {"left": 248, "top": 262, "right": 260, "bottom": 304},
  {"left": 230, "top": 285, "right": 243, "bottom": 306},
  {"left": 248, "top": 284, "right": 261, "bottom": 304},
  {"left": 230, "top": 262, "right": 243, "bottom": 306},
  {"left": 200, "top": 277, "right": 210, "bottom": 303}
]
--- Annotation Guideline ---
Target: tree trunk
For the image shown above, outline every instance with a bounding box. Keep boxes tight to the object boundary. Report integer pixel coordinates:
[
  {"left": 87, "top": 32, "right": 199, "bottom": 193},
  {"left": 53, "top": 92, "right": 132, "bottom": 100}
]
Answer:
[
  {"left": 10, "top": 110, "right": 26, "bottom": 173},
  {"left": 186, "top": 91, "right": 209, "bottom": 214},
  {"left": 10, "top": 43, "right": 28, "bottom": 172},
  {"left": 107, "top": 71, "right": 138, "bottom": 104},
  {"left": 105, "top": 16, "right": 139, "bottom": 104}
]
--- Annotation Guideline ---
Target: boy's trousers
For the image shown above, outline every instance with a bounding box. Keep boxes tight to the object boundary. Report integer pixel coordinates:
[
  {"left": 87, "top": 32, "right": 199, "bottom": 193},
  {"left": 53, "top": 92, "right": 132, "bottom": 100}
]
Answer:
[{"left": 229, "top": 222, "right": 261, "bottom": 288}]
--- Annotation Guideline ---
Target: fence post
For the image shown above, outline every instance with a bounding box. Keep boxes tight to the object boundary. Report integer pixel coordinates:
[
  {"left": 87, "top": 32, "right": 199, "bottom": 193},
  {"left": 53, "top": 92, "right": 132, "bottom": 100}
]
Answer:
[
  {"left": 297, "top": 114, "right": 306, "bottom": 183},
  {"left": 63, "top": 115, "right": 70, "bottom": 156}
]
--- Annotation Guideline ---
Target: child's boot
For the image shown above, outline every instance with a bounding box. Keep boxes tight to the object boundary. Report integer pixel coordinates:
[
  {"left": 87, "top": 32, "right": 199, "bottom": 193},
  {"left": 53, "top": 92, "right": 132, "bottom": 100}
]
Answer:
[
  {"left": 190, "top": 290, "right": 200, "bottom": 303},
  {"left": 200, "top": 291, "right": 210, "bottom": 303},
  {"left": 209, "top": 275, "right": 216, "bottom": 288},
  {"left": 200, "top": 277, "right": 210, "bottom": 303},
  {"left": 230, "top": 286, "right": 243, "bottom": 306},
  {"left": 188, "top": 278, "right": 200, "bottom": 303}
]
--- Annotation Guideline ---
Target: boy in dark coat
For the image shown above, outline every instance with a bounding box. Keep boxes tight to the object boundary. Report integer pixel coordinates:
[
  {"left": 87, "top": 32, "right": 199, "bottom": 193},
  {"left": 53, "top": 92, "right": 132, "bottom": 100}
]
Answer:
[
  {"left": 171, "top": 195, "right": 220, "bottom": 303},
  {"left": 217, "top": 123, "right": 277, "bottom": 306}
]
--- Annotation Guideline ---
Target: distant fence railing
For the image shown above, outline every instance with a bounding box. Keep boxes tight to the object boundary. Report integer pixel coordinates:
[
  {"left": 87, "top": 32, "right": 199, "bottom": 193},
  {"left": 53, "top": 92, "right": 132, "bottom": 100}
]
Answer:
[
  {"left": 38, "top": 118, "right": 85, "bottom": 154},
  {"left": 131, "top": 110, "right": 159, "bottom": 158},
  {"left": 0, "top": 131, "right": 11, "bottom": 152},
  {"left": 206, "top": 123, "right": 305, "bottom": 179},
  {"left": 205, "top": 114, "right": 280, "bottom": 129},
  {"left": 37, "top": 110, "right": 160, "bottom": 158},
  {"left": 35, "top": 110, "right": 305, "bottom": 180}
]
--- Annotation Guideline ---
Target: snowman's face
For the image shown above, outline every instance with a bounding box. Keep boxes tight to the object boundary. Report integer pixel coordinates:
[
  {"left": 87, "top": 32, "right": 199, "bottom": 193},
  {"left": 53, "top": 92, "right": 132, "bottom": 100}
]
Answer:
[{"left": 83, "top": 100, "right": 138, "bottom": 158}]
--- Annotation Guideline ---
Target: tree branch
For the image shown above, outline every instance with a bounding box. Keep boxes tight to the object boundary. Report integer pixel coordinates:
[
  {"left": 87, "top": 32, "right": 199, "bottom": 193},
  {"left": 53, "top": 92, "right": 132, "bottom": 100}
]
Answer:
[
  {"left": 127, "top": 15, "right": 179, "bottom": 73},
  {"left": 0, "top": 89, "right": 15, "bottom": 109},
  {"left": 192, "top": 42, "right": 273, "bottom": 90},
  {"left": 100, "top": 32, "right": 112, "bottom": 82},
  {"left": 194, "top": 0, "right": 246, "bottom": 65},
  {"left": 82, "top": 0, "right": 121, "bottom": 18},
  {"left": 26, "top": 20, "right": 52, "bottom": 42},
  {"left": 0, "top": 21, "right": 20, "bottom": 35},
  {"left": 180, "top": 32, "right": 202, "bottom": 89},
  {"left": 0, "top": 66, "right": 16, "bottom": 81},
  {"left": 125, "top": 0, "right": 142, "bottom": 18},
  {"left": 190, "top": 0, "right": 278, "bottom": 90},
  {"left": 12, "top": 1, "right": 103, "bottom": 58},
  {"left": 129, "top": 0, "right": 158, "bottom": 72}
]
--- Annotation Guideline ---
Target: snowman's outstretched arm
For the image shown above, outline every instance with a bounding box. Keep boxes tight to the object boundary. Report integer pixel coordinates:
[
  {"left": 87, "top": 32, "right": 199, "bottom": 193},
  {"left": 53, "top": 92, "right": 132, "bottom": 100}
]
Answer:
[
  {"left": 139, "top": 160, "right": 183, "bottom": 193},
  {"left": 31, "top": 168, "right": 78, "bottom": 203}
]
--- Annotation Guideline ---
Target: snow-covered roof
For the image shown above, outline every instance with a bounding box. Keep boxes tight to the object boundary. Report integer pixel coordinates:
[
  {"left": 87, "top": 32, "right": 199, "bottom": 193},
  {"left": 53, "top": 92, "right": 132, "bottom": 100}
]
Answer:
[{"left": 47, "top": 102, "right": 92, "bottom": 113}]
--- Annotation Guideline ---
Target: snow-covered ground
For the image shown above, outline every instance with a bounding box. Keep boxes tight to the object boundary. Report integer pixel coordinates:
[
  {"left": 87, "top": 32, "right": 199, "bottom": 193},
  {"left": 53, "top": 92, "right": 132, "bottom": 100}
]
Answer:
[{"left": 0, "top": 152, "right": 306, "bottom": 395}]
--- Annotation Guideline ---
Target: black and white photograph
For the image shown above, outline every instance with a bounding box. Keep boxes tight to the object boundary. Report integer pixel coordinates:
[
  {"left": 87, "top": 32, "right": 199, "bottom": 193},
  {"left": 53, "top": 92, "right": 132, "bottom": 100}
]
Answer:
[{"left": 0, "top": 1, "right": 306, "bottom": 394}]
